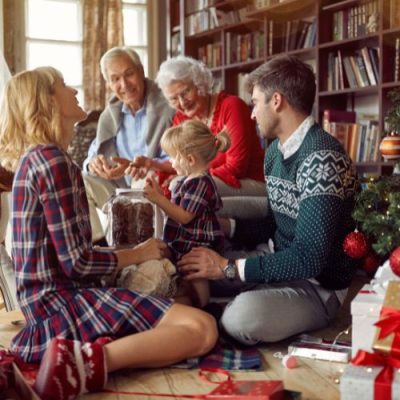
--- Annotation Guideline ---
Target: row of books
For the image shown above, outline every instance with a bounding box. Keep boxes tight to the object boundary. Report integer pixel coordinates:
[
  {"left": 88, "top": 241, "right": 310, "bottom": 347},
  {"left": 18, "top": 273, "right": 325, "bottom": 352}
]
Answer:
[
  {"left": 395, "top": 37, "right": 400, "bottom": 82},
  {"left": 331, "top": 0, "right": 378, "bottom": 41},
  {"left": 267, "top": 18, "right": 316, "bottom": 56},
  {"left": 323, "top": 110, "right": 380, "bottom": 163},
  {"left": 185, "top": 0, "right": 218, "bottom": 14},
  {"left": 326, "top": 47, "right": 379, "bottom": 91},
  {"left": 198, "top": 42, "right": 222, "bottom": 68},
  {"left": 226, "top": 31, "right": 265, "bottom": 65},
  {"left": 185, "top": 7, "right": 247, "bottom": 36}
]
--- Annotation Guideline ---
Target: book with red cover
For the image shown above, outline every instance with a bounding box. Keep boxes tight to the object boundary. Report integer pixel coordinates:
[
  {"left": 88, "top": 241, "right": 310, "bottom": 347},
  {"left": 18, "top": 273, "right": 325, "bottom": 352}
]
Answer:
[{"left": 322, "top": 109, "right": 356, "bottom": 132}]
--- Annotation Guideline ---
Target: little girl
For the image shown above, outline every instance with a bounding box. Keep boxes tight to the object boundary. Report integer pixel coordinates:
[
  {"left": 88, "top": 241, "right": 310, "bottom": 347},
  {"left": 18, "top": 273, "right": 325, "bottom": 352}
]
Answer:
[{"left": 143, "top": 120, "right": 230, "bottom": 307}]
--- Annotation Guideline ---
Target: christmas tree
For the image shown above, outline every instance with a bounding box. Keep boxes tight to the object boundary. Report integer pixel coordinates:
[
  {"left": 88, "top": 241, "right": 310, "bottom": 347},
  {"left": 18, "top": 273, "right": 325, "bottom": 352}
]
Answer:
[
  {"left": 385, "top": 87, "right": 400, "bottom": 134},
  {"left": 352, "top": 175, "right": 400, "bottom": 257}
]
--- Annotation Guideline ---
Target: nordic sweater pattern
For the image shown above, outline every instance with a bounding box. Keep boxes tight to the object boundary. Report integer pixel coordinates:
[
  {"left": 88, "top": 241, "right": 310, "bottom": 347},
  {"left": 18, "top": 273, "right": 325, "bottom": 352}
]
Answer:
[{"left": 236, "top": 124, "right": 359, "bottom": 290}]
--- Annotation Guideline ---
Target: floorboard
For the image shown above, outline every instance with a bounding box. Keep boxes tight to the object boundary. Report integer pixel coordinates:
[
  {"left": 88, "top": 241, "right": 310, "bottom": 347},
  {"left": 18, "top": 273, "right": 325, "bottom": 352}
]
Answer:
[{"left": 0, "top": 273, "right": 369, "bottom": 400}]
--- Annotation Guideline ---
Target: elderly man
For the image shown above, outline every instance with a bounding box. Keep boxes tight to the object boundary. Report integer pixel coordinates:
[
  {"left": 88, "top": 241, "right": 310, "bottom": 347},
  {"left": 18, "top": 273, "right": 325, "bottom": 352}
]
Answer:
[
  {"left": 83, "top": 46, "right": 175, "bottom": 243},
  {"left": 178, "top": 55, "right": 359, "bottom": 345}
]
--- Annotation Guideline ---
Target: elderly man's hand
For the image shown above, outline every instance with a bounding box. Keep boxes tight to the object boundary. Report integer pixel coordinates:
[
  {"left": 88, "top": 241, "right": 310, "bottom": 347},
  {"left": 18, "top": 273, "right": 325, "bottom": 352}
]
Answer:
[
  {"left": 89, "top": 155, "right": 130, "bottom": 180},
  {"left": 125, "top": 155, "right": 152, "bottom": 180},
  {"left": 177, "top": 247, "right": 226, "bottom": 280}
]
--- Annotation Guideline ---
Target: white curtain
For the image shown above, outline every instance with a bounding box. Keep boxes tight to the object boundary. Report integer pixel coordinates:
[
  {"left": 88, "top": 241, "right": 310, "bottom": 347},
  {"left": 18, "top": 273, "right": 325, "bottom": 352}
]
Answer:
[{"left": 0, "top": 52, "right": 11, "bottom": 95}]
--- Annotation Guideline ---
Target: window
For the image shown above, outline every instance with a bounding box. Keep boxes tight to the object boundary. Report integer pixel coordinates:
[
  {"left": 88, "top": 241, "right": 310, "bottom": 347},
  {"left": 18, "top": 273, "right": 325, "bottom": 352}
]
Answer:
[
  {"left": 24, "top": 0, "right": 149, "bottom": 104},
  {"left": 25, "top": 0, "right": 83, "bottom": 103},
  {"left": 122, "top": 0, "right": 148, "bottom": 74}
]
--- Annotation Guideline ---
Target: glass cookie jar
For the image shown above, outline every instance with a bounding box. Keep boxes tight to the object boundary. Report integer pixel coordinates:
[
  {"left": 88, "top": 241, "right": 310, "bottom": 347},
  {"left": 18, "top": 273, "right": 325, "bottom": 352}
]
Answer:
[{"left": 107, "top": 189, "right": 163, "bottom": 248}]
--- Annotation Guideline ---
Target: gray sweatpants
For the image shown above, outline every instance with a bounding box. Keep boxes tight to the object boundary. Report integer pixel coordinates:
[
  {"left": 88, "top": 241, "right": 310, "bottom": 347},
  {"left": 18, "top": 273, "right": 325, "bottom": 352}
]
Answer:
[{"left": 210, "top": 278, "right": 343, "bottom": 346}]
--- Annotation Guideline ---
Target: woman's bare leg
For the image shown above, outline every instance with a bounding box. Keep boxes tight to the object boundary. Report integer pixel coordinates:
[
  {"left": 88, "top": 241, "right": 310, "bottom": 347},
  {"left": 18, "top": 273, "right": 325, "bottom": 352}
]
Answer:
[{"left": 105, "top": 303, "right": 218, "bottom": 372}]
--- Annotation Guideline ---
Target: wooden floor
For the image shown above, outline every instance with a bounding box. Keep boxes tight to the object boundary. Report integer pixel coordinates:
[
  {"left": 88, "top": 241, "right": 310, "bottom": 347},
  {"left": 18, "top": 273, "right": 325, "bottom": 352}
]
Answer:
[{"left": 0, "top": 274, "right": 368, "bottom": 400}]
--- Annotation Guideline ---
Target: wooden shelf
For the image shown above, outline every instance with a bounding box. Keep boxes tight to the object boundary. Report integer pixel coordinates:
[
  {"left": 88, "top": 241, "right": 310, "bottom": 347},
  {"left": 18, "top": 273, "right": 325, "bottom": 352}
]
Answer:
[
  {"left": 322, "top": 0, "right": 360, "bottom": 12},
  {"left": 246, "top": 0, "right": 315, "bottom": 19},
  {"left": 318, "top": 33, "right": 379, "bottom": 48},
  {"left": 319, "top": 86, "right": 379, "bottom": 97},
  {"left": 166, "top": 0, "right": 400, "bottom": 176}
]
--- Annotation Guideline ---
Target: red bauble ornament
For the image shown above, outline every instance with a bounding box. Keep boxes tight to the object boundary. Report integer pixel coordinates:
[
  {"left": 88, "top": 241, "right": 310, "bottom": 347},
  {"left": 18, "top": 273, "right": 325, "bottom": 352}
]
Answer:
[
  {"left": 343, "top": 231, "right": 369, "bottom": 259},
  {"left": 389, "top": 247, "right": 400, "bottom": 277},
  {"left": 361, "top": 251, "right": 381, "bottom": 276}
]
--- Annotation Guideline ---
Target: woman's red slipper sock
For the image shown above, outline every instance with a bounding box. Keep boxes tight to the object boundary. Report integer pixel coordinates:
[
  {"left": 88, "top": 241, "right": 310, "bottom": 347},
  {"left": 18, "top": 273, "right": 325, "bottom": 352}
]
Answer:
[{"left": 34, "top": 337, "right": 107, "bottom": 400}]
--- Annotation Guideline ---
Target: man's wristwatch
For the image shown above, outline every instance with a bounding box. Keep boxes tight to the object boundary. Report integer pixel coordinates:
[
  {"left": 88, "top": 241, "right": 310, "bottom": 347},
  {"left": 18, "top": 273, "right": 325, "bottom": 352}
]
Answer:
[{"left": 223, "top": 259, "right": 237, "bottom": 281}]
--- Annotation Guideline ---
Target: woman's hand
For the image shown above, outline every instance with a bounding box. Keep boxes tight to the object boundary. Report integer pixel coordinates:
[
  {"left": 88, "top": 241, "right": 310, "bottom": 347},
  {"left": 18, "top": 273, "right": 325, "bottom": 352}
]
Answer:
[
  {"left": 177, "top": 247, "right": 226, "bottom": 280},
  {"left": 125, "top": 156, "right": 152, "bottom": 180},
  {"left": 133, "top": 238, "right": 167, "bottom": 264},
  {"left": 143, "top": 175, "right": 163, "bottom": 203},
  {"left": 89, "top": 155, "right": 130, "bottom": 180}
]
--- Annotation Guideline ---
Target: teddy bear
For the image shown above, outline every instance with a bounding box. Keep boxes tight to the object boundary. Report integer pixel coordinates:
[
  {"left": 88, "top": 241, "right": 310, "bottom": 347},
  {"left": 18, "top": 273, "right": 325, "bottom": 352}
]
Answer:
[{"left": 116, "top": 258, "right": 178, "bottom": 298}]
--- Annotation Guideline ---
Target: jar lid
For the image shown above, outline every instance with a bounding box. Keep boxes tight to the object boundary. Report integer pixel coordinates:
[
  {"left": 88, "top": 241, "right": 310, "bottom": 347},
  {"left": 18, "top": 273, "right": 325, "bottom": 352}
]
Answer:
[{"left": 115, "top": 188, "right": 143, "bottom": 195}]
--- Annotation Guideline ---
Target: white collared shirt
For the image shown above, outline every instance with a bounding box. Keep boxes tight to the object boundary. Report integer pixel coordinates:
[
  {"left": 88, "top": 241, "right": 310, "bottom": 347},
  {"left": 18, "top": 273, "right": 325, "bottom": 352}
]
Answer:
[{"left": 277, "top": 115, "right": 315, "bottom": 160}]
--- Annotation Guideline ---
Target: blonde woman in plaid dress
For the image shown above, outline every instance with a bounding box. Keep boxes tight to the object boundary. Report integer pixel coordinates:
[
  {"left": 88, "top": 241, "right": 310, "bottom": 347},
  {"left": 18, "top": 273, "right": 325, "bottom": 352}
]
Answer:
[{"left": 0, "top": 67, "right": 217, "bottom": 400}]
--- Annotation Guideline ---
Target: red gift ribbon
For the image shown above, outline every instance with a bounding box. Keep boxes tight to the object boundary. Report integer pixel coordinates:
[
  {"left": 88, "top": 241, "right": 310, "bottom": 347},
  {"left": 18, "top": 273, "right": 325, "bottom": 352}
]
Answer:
[
  {"left": 374, "top": 307, "right": 400, "bottom": 358},
  {"left": 103, "top": 368, "right": 229, "bottom": 398},
  {"left": 352, "top": 350, "right": 400, "bottom": 400}
]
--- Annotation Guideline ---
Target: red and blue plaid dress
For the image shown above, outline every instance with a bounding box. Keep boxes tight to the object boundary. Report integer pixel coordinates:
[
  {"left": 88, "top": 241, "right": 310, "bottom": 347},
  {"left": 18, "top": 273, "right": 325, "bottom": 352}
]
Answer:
[
  {"left": 10, "top": 145, "right": 173, "bottom": 363},
  {"left": 164, "top": 173, "right": 224, "bottom": 262}
]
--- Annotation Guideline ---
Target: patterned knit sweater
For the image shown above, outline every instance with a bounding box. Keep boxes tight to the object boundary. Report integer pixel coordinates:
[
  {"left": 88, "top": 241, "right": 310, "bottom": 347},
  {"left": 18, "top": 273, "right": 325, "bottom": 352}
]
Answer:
[{"left": 235, "top": 124, "right": 360, "bottom": 290}]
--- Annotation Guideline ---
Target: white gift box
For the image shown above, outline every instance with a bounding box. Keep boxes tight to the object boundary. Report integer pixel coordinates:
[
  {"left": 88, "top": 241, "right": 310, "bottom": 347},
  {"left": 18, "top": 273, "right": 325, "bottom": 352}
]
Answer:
[
  {"left": 351, "top": 284, "right": 384, "bottom": 356},
  {"left": 340, "top": 363, "right": 400, "bottom": 400},
  {"left": 371, "top": 260, "right": 400, "bottom": 295}
]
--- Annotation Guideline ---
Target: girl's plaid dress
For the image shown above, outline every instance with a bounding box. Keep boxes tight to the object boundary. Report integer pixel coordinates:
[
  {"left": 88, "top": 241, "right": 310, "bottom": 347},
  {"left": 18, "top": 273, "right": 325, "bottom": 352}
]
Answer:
[
  {"left": 10, "top": 144, "right": 173, "bottom": 363},
  {"left": 164, "top": 173, "right": 224, "bottom": 262}
]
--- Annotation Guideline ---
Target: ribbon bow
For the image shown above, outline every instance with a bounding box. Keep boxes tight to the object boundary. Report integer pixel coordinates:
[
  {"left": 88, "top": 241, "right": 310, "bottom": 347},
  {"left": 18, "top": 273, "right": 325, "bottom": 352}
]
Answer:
[
  {"left": 374, "top": 307, "right": 400, "bottom": 358},
  {"left": 352, "top": 350, "right": 400, "bottom": 400}
]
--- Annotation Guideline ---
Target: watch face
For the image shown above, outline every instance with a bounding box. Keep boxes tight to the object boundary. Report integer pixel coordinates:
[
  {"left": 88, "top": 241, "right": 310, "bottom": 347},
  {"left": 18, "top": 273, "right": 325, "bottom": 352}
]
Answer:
[{"left": 224, "top": 262, "right": 236, "bottom": 280}]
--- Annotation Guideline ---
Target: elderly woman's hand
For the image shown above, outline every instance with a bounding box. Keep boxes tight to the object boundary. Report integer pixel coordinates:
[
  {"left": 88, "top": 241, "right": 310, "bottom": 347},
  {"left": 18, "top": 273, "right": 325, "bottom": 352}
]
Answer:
[
  {"left": 89, "top": 155, "right": 130, "bottom": 180},
  {"left": 125, "top": 155, "right": 152, "bottom": 180},
  {"left": 177, "top": 247, "right": 226, "bottom": 280}
]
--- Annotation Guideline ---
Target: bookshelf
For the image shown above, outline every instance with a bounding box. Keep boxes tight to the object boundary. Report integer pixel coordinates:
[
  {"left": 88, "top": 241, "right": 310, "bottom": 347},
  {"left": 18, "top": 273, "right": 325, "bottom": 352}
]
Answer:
[{"left": 166, "top": 0, "right": 400, "bottom": 177}]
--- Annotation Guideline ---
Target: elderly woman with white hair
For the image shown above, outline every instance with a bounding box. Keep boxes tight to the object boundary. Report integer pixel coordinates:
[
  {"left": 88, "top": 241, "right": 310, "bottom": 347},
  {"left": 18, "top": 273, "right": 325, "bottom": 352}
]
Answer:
[{"left": 127, "top": 56, "right": 266, "bottom": 211}]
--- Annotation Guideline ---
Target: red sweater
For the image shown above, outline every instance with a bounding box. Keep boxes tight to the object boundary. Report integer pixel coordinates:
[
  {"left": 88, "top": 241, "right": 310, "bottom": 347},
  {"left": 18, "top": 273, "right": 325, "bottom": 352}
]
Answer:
[{"left": 173, "top": 92, "right": 265, "bottom": 188}]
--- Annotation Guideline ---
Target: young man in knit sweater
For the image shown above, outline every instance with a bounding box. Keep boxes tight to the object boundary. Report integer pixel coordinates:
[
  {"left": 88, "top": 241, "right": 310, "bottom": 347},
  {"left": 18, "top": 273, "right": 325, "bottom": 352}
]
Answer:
[{"left": 178, "top": 55, "right": 360, "bottom": 345}]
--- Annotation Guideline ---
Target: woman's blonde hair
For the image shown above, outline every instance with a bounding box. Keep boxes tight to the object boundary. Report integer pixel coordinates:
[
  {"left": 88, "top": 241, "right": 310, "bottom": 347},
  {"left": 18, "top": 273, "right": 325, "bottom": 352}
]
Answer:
[
  {"left": 0, "top": 66, "right": 64, "bottom": 171},
  {"left": 161, "top": 120, "right": 230, "bottom": 164}
]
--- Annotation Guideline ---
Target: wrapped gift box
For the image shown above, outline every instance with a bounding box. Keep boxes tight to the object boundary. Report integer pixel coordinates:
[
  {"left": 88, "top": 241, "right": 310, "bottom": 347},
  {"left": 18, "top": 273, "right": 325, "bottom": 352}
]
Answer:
[
  {"left": 207, "top": 379, "right": 284, "bottom": 399},
  {"left": 340, "top": 363, "right": 400, "bottom": 400},
  {"left": 372, "top": 260, "right": 400, "bottom": 295},
  {"left": 0, "top": 348, "right": 40, "bottom": 400},
  {"left": 373, "top": 280, "right": 400, "bottom": 355},
  {"left": 351, "top": 284, "right": 384, "bottom": 355}
]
